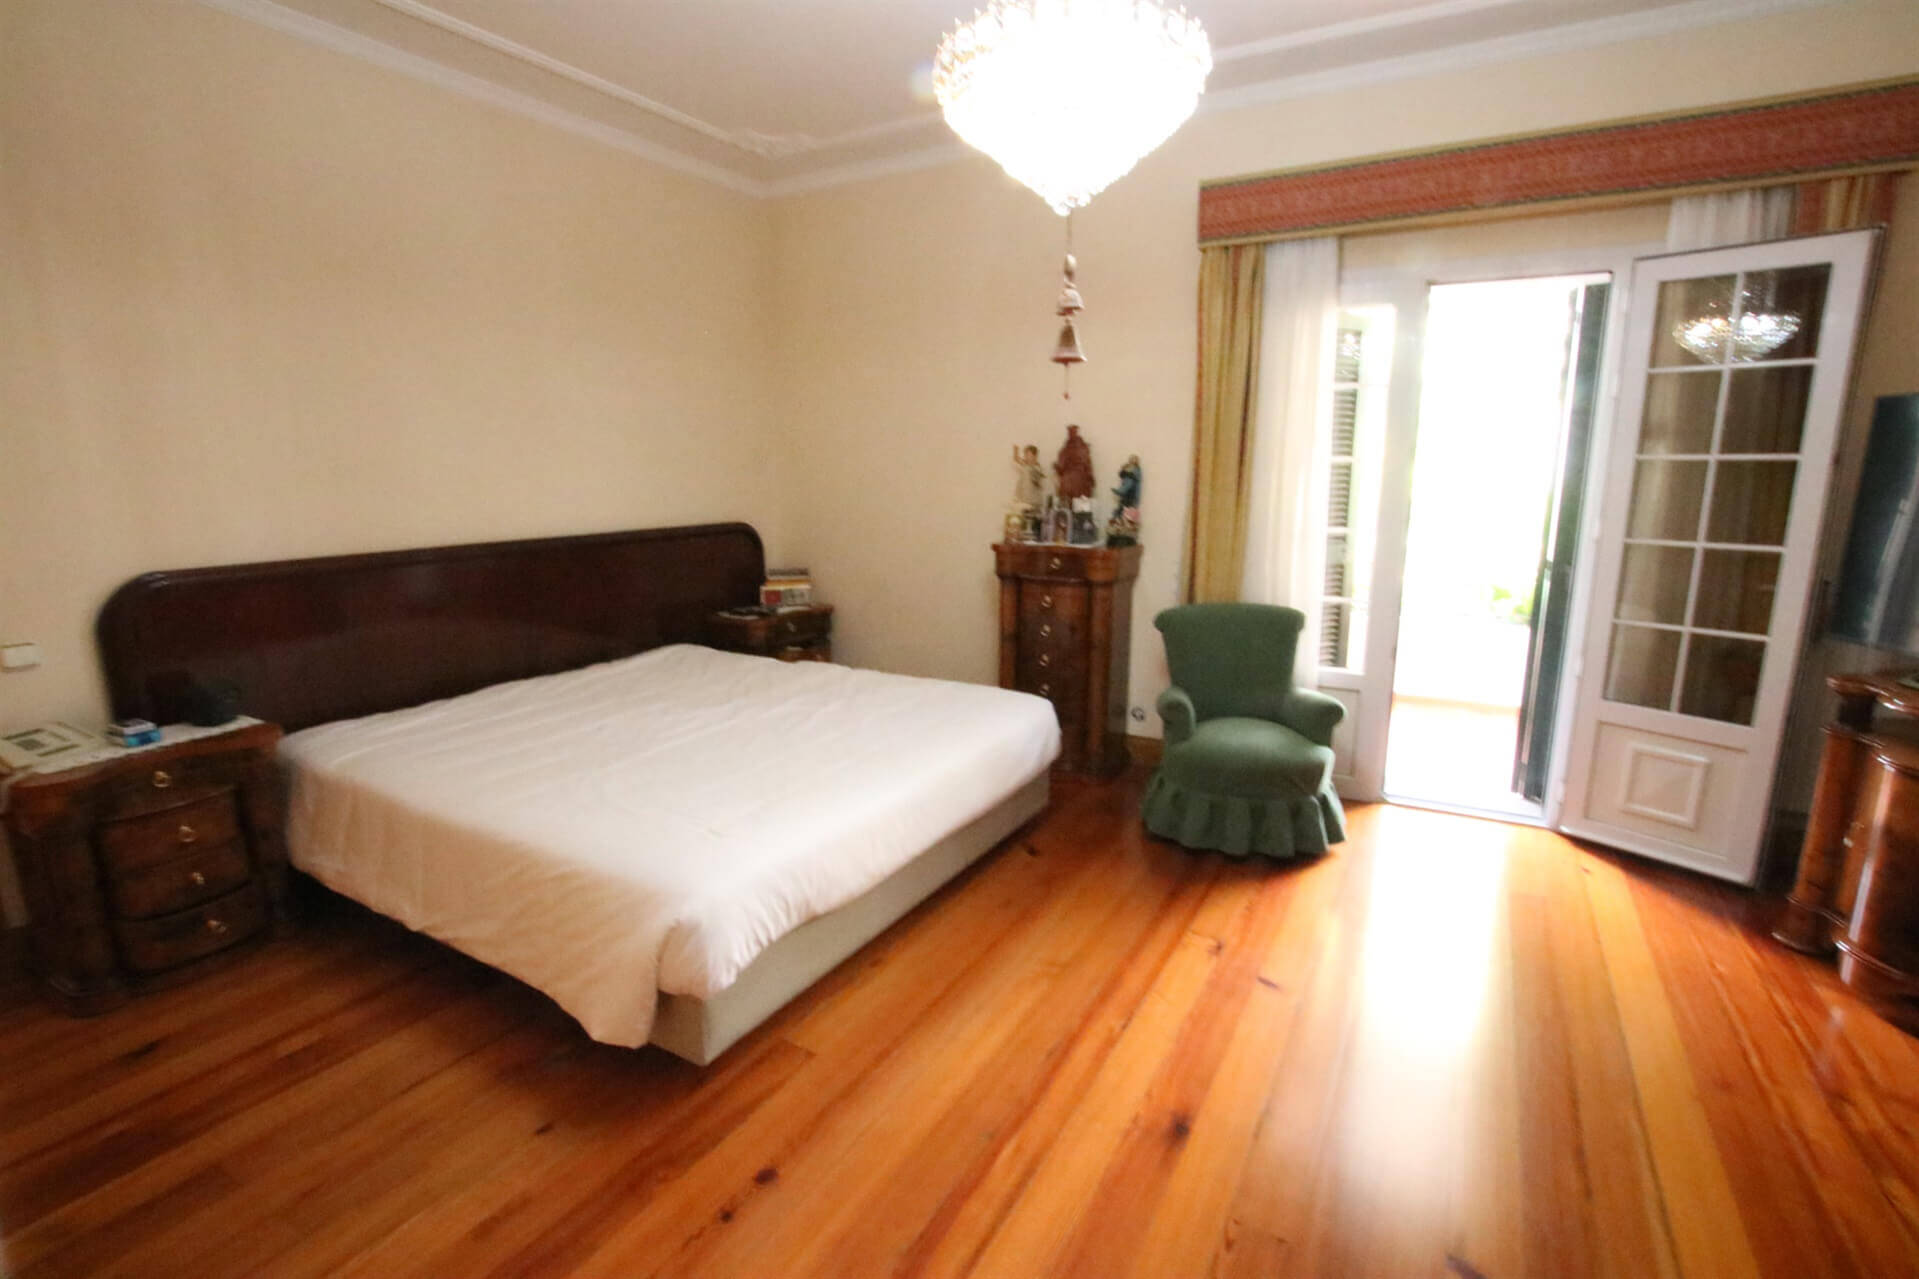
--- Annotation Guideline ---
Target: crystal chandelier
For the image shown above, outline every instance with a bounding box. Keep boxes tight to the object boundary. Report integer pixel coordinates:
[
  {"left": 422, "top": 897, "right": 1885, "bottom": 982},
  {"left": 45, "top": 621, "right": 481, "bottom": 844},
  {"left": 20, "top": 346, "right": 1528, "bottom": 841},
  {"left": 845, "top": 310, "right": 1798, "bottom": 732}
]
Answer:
[
  {"left": 933, "top": 1, "right": 1213, "bottom": 216},
  {"left": 1672, "top": 290, "right": 1802, "bottom": 362}
]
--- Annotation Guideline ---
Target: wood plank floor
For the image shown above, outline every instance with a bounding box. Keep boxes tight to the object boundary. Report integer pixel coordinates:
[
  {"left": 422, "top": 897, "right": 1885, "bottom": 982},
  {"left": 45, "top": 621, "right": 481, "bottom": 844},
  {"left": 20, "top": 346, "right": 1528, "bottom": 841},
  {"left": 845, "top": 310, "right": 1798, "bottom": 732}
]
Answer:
[{"left": 3, "top": 769, "right": 1917, "bottom": 1278}]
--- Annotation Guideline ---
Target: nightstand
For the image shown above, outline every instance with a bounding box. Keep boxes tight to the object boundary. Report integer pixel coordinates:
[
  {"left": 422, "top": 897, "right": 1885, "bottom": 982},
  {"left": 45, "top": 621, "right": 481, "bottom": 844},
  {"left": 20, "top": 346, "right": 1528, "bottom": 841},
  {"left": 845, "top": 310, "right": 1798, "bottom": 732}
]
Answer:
[
  {"left": 3, "top": 720, "right": 292, "bottom": 1014},
  {"left": 706, "top": 604, "right": 834, "bottom": 662}
]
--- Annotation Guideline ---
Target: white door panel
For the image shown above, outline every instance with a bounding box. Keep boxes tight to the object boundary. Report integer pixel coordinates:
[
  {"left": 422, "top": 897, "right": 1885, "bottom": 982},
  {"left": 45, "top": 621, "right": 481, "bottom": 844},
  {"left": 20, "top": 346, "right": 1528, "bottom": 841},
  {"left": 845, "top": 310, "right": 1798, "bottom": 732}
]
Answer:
[{"left": 1558, "top": 230, "right": 1878, "bottom": 882}]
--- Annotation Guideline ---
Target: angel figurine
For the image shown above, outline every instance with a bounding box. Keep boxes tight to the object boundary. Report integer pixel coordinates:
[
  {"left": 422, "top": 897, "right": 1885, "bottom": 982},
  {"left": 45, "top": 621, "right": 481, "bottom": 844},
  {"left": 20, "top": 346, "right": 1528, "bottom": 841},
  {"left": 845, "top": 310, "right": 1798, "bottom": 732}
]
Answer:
[
  {"left": 1011, "top": 444, "right": 1046, "bottom": 510},
  {"left": 1106, "top": 455, "right": 1142, "bottom": 546}
]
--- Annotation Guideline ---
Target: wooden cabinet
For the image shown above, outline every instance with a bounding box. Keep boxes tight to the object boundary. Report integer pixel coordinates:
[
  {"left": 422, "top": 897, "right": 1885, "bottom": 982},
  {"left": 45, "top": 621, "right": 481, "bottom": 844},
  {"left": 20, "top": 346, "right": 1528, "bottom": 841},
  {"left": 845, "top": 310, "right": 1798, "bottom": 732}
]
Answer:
[
  {"left": 3, "top": 721, "right": 292, "bottom": 1014},
  {"left": 1776, "top": 672, "right": 1919, "bottom": 1034},
  {"left": 995, "top": 542, "right": 1141, "bottom": 777},
  {"left": 705, "top": 604, "right": 834, "bottom": 662}
]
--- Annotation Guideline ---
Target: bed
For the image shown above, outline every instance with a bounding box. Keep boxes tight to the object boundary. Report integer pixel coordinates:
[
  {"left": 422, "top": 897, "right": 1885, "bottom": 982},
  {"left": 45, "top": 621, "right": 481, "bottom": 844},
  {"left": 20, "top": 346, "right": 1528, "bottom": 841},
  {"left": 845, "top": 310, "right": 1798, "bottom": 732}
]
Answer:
[{"left": 97, "top": 524, "right": 1058, "bottom": 1062}]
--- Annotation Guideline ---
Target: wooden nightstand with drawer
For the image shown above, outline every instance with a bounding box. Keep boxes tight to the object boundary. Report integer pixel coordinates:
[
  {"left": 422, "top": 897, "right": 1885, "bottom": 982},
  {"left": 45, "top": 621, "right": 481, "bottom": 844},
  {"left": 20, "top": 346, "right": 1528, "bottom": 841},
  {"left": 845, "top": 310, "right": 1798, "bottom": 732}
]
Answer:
[
  {"left": 3, "top": 721, "right": 292, "bottom": 1014},
  {"left": 995, "top": 542, "right": 1141, "bottom": 777},
  {"left": 706, "top": 604, "right": 834, "bottom": 662}
]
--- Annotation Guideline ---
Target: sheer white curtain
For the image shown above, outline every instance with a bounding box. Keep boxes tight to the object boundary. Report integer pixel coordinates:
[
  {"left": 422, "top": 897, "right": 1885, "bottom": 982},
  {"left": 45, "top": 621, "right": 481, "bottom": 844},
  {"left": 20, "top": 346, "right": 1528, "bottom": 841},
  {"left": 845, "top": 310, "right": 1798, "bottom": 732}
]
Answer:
[
  {"left": 1241, "top": 236, "right": 1339, "bottom": 687},
  {"left": 1665, "top": 186, "right": 1794, "bottom": 251}
]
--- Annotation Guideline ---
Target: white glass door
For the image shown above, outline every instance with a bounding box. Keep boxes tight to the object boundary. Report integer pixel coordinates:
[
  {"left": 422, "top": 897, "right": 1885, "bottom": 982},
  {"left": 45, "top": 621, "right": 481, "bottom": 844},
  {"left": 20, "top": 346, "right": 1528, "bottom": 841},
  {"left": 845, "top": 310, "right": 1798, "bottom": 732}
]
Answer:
[{"left": 1558, "top": 230, "right": 1877, "bottom": 882}]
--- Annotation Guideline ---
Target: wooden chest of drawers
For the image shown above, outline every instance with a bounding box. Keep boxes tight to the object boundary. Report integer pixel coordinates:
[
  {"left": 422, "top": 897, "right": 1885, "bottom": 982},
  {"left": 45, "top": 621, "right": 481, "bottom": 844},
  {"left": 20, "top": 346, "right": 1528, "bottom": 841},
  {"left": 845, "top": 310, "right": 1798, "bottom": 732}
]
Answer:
[
  {"left": 995, "top": 542, "right": 1141, "bottom": 776},
  {"left": 3, "top": 721, "right": 292, "bottom": 1014},
  {"left": 706, "top": 604, "right": 834, "bottom": 662}
]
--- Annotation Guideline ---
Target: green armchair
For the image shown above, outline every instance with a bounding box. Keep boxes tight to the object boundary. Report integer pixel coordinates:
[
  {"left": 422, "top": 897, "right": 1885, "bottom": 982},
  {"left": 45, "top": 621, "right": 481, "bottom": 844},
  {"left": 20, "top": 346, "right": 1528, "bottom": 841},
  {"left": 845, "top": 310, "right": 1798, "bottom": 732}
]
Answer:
[{"left": 1143, "top": 603, "right": 1347, "bottom": 858}]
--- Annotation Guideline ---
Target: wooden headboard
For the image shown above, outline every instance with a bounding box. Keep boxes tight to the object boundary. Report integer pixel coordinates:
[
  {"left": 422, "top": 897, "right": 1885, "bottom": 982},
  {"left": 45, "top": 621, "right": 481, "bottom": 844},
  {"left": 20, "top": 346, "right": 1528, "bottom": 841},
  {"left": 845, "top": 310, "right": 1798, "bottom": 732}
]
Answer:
[{"left": 98, "top": 523, "right": 765, "bottom": 731}]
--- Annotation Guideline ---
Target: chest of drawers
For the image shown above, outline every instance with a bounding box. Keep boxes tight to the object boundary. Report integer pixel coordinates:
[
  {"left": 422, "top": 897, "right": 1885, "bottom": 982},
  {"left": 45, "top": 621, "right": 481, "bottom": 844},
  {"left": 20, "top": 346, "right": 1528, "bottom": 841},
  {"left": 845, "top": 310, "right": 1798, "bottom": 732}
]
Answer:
[
  {"left": 994, "top": 542, "right": 1141, "bottom": 776},
  {"left": 3, "top": 722, "right": 291, "bottom": 1014}
]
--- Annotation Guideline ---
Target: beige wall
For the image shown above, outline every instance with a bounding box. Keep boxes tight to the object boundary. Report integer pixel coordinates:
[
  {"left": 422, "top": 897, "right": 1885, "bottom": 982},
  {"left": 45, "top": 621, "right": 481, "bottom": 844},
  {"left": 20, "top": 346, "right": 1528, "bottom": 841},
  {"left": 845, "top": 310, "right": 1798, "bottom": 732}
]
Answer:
[
  {"left": 4, "top": 0, "right": 1916, "bottom": 926},
  {"left": 0, "top": 0, "right": 784, "bottom": 921},
  {"left": 771, "top": 0, "right": 1919, "bottom": 745}
]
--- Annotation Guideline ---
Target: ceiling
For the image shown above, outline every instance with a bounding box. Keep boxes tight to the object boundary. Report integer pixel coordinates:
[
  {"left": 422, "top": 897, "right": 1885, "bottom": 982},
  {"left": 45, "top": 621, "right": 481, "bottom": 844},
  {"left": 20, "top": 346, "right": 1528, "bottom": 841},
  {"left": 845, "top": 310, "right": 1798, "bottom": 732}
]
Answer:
[{"left": 214, "top": 0, "right": 1820, "bottom": 193}]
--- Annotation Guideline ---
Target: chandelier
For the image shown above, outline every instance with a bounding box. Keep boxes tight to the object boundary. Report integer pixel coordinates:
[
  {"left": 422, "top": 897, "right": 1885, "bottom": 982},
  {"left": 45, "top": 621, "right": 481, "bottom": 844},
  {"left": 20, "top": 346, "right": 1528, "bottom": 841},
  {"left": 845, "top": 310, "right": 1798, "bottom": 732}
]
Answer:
[
  {"left": 933, "top": 1, "right": 1213, "bottom": 216},
  {"left": 1672, "top": 289, "right": 1802, "bottom": 362}
]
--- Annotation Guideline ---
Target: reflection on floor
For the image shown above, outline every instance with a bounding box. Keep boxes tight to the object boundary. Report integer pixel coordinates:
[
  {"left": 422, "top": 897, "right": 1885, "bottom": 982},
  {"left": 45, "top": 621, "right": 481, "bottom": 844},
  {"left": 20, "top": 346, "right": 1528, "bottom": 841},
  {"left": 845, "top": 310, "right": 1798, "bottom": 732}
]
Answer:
[{"left": 1384, "top": 694, "right": 1541, "bottom": 820}]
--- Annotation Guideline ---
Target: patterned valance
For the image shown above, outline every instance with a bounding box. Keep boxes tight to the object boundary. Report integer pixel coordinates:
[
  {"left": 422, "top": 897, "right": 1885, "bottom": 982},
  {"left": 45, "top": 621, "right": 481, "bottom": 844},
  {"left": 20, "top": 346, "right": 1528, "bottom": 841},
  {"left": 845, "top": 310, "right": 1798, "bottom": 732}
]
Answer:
[{"left": 1198, "top": 78, "right": 1919, "bottom": 245}]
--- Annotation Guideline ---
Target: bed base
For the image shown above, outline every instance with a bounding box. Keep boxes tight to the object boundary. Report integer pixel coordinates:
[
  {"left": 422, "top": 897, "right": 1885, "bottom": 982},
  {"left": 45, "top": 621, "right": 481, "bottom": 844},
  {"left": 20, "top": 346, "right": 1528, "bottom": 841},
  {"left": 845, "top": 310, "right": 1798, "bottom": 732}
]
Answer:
[{"left": 650, "top": 772, "right": 1049, "bottom": 1065}]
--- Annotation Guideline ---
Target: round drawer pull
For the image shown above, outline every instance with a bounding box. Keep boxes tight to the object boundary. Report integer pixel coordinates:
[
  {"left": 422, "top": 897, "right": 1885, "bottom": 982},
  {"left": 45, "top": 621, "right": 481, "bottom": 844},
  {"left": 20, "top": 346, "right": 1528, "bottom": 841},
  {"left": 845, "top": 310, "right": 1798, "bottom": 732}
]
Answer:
[
  {"left": 204, "top": 917, "right": 229, "bottom": 936},
  {"left": 1039, "top": 682, "right": 1052, "bottom": 696},
  {"left": 151, "top": 770, "right": 173, "bottom": 790},
  {"left": 1048, "top": 555, "right": 1063, "bottom": 570},
  {"left": 1040, "top": 594, "right": 1054, "bottom": 610},
  {"left": 1040, "top": 623, "right": 1052, "bottom": 637},
  {"left": 1038, "top": 653, "right": 1051, "bottom": 668},
  {"left": 189, "top": 870, "right": 207, "bottom": 887},
  {"left": 177, "top": 824, "right": 198, "bottom": 844}
]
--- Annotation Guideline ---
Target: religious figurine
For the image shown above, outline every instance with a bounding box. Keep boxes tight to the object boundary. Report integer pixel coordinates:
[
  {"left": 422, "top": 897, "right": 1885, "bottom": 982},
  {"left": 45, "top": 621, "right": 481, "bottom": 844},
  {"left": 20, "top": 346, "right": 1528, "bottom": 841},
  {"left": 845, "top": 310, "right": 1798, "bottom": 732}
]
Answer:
[
  {"left": 1011, "top": 444, "right": 1046, "bottom": 509},
  {"left": 1069, "top": 496, "right": 1100, "bottom": 546},
  {"left": 1053, "top": 424, "right": 1094, "bottom": 502},
  {"left": 1106, "top": 454, "right": 1142, "bottom": 547}
]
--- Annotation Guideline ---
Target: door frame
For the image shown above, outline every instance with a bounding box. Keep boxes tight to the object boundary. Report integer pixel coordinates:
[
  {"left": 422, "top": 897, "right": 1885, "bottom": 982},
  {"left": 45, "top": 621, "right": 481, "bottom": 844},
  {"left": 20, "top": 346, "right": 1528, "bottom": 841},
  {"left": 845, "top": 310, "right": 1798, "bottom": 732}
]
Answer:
[{"left": 1328, "top": 243, "right": 1654, "bottom": 818}]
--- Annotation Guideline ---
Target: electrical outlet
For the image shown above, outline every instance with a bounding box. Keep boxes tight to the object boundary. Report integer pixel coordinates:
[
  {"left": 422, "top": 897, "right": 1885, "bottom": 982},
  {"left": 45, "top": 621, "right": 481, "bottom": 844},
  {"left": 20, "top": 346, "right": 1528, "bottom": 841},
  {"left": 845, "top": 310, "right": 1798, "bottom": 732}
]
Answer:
[{"left": 0, "top": 643, "right": 41, "bottom": 671}]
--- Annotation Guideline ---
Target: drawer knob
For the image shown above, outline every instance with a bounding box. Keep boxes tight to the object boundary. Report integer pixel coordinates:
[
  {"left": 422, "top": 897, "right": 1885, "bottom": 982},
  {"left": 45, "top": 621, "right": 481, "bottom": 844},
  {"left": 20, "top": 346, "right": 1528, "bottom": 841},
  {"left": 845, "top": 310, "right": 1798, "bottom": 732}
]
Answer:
[
  {"left": 151, "top": 770, "right": 173, "bottom": 790},
  {"left": 1039, "top": 653, "right": 1051, "bottom": 668},
  {"left": 1040, "top": 594, "right": 1054, "bottom": 610},
  {"left": 205, "top": 917, "right": 229, "bottom": 936},
  {"left": 1040, "top": 623, "right": 1052, "bottom": 637},
  {"left": 177, "top": 824, "right": 198, "bottom": 844},
  {"left": 189, "top": 870, "right": 207, "bottom": 887},
  {"left": 1039, "top": 683, "right": 1052, "bottom": 696},
  {"left": 1048, "top": 555, "right": 1063, "bottom": 570}
]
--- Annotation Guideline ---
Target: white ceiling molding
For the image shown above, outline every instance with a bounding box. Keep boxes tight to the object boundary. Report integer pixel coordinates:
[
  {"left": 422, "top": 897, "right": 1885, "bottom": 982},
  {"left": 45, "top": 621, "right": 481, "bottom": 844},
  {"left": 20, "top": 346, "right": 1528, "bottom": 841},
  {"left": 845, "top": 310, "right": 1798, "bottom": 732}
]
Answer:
[
  {"left": 1211, "top": 0, "right": 1534, "bottom": 63},
  {"left": 1202, "top": 0, "right": 1835, "bottom": 113},
  {"left": 764, "top": 138, "right": 972, "bottom": 199},
  {"left": 195, "top": 0, "right": 769, "bottom": 192},
  {"left": 364, "top": 0, "right": 822, "bottom": 157},
  {"left": 195, "top": 0, "right": 1840, "bottom": 201},
  {"left": 772, "top": 0, "right": 1838, "bottom": 198}
]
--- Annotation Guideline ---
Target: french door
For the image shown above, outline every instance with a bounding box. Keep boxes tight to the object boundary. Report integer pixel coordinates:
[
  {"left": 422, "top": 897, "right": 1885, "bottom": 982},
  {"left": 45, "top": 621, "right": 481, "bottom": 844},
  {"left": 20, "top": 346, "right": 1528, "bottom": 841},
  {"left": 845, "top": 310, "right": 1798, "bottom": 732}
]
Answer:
[{"left": 1557, "top": 230, "right": 1878, "bottom": 882}]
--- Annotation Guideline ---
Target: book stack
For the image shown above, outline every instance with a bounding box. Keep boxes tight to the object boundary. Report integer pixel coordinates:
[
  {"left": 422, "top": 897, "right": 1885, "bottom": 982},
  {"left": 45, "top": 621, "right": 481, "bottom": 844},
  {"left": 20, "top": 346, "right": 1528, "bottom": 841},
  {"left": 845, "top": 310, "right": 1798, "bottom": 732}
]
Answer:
[{"left": 760, "top": 567, "right": 813, "bottom": 609}]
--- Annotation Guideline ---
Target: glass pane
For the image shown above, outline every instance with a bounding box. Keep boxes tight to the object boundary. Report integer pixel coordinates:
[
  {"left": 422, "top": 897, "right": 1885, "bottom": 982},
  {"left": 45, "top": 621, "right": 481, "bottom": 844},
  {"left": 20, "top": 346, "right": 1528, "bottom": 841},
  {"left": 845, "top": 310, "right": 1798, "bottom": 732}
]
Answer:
[
  {"left": 1626, "top": 460, "right": 1707, "bottom": 541},
  {"left": 1721, "top": 366, "right": 1812, "bottom": 454},
  {"left": 1640, "top": 371, "right": 1721, "bottom": 454},
  {"left": 1653, "top": 275, "right": 1736, "bottom": 366},
  {"left": 1616, "top": 545, "right": 1694, "bottom": 625},
  {"left": 1679, "top": 634, "right": 1766, "bottom": 724},
  {"left": 1736, "top": 264, "right": 1830, "bottom": 362},
  {"left": 1694, "top": 549, "right": 1780, "bottom": 635},
  {"left": 1606, "top": 624, "right": 1680, "bottom": 709},
  {"left": 1707, "top": 460, "right": 1797, "bottom": 546}
]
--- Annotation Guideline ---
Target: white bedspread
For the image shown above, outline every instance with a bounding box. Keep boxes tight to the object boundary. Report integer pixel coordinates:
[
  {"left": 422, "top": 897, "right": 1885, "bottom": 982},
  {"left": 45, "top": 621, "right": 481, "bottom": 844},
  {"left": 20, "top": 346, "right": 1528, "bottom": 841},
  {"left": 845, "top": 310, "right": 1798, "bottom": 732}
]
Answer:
[{"left": 280, "top": 645, "right": 1059, "bottom": 1047}]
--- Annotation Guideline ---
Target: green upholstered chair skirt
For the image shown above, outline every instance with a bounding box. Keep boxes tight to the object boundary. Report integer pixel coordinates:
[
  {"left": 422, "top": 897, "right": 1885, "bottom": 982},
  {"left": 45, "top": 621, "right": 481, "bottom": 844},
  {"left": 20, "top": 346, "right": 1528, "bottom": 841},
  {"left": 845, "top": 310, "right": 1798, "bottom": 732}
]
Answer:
[{"left": 1144, "top": 604, "right": 1348, "bottom": 859}]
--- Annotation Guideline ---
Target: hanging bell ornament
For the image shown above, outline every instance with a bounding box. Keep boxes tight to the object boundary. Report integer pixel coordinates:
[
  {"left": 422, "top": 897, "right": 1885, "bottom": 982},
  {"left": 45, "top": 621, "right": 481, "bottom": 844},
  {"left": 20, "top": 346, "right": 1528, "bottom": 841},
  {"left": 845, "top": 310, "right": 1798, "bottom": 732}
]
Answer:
[
  {"left": 1052, "top": 315, "right": 1086, "bottom": 366},
  {"left": 1056, "top": 252, "right": 1083, "bottom": 315}
]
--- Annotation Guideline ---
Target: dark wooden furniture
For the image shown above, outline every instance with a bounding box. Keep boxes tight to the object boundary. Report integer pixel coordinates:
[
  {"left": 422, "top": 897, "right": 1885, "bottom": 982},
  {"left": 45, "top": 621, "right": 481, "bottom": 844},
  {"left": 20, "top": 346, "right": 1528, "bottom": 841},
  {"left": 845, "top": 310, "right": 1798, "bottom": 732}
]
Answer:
[
  {"left": 97, "top": 523, "right": 764, "bottom": 731},
  {"left": 1776, "top": 670, "right": 1919, "bottom": 1033},
  {"left": 706, "top": 605, "right": 834, "bottom": 662},
  {"left": 994, "top": 542, "right": 1141, "bottom": 777},
  {"left": 3, "top": 721, "right": 291, "bottom": 1013}
]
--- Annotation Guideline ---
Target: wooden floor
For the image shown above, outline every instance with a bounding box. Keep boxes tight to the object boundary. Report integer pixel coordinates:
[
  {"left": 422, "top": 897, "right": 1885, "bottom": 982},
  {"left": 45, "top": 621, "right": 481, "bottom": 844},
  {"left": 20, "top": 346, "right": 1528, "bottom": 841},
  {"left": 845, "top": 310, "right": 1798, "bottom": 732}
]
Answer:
[{"left": 3, "top": 770, "right": 1917, "bottom": 1278}]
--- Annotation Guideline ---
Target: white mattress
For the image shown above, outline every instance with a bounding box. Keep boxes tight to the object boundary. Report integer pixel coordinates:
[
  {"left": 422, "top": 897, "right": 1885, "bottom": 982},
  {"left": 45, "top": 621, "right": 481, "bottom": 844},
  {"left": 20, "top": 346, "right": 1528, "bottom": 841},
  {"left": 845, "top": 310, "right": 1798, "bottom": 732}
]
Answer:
[{"left": 279, "top": 645, "right": 1057, "bottom": 1048}]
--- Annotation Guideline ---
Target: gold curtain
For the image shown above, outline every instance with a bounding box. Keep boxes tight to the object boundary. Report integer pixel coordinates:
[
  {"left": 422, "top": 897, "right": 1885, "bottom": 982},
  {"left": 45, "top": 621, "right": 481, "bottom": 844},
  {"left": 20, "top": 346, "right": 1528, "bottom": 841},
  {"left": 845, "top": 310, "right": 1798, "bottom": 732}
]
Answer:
[
  {"left": 1184, "top": 243, "right": 1265, "bottom": 603},
  {"left": 1792, "top": 172, "right": 1901, "bottom": 233}
]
